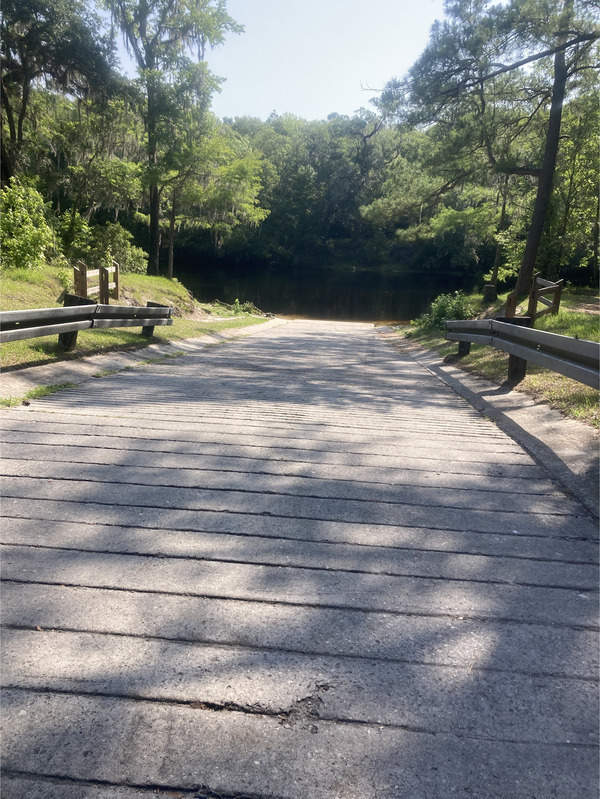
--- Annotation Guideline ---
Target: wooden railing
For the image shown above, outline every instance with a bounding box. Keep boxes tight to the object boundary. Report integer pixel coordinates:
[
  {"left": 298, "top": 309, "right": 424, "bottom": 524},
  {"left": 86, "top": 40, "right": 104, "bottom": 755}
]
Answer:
[
  {"left": 505, "top": 272, "right": 563, "bottom": 321},
  {"left": 74, "top": 260, "right": 119, "bottom": 304},
  {"left": 445, "top": 317, "right": 599, "bottom": 386},
  {"left": 0, "top": 294, "right": 172, "bottom": 351}
]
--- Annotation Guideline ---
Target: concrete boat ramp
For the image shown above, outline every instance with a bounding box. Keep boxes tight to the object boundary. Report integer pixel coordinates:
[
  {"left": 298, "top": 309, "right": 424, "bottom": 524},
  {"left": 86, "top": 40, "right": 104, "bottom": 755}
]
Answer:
[{"left": 1, "top": 319, "right": 598, "bottom": 798}]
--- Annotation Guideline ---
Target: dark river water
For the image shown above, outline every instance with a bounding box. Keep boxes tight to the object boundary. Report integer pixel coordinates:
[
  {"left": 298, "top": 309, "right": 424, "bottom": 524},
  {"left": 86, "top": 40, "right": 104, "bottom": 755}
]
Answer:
[{"left": 177, "top": 265, "right": 473, "bottom": 323}]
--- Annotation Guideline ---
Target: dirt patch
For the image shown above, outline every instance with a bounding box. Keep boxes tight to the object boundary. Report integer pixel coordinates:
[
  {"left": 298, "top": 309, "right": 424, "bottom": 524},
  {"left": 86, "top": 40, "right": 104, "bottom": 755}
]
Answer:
[{"left": 574, "top": 299, "right": 600, "bottom": 314}]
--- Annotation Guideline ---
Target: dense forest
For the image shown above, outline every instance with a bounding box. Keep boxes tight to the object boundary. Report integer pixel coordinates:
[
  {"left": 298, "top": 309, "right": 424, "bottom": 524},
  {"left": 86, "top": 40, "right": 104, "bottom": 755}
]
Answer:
[{"left": 1, "top": 0, "right": 599, "bottom": 318}]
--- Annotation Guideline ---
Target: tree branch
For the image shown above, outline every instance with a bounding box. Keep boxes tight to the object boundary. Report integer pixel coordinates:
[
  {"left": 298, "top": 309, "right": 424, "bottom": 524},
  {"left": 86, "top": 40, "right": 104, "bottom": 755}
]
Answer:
[{"left": 443, "top": 32, "right": 599, "bottom": 96}]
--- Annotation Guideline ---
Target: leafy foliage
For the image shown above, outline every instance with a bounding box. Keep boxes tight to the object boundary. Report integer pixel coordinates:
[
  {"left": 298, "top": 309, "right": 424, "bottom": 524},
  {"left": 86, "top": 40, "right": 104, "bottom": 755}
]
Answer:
[
  {"left": 1, "top": 0, "right": 117, "bottom": 180},
  {"left": 0, "top": 178, "right": 55, "bottom": 270},
  {"left": 90, "top": 223, "right": 147, "bottom": 273},
  {"left": 410, "top": 291, "right": 477, "bottom": 330},
  {"left": 0, "top": 0, "right": 597, "bottom": 295}
]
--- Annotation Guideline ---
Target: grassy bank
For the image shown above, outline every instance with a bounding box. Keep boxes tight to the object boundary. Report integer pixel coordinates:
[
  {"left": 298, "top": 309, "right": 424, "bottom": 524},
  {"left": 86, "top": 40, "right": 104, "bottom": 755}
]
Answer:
[
  {"left": 400, "top": 288, "right": 599, "bottom": 428},
  {"left": 0, "top": 266, "right": 267, "bottom": 370}
]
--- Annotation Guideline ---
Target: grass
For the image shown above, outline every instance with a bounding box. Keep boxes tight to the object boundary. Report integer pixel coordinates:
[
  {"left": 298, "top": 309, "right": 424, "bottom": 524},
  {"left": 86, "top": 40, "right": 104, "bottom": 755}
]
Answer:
[
  {"left": 0, "top": 265, "right": 268, "bottom": 370},
  {"left": 401, "top": 288, "right": 599, "bottom": 428},
  {"left": 0, "top": 382, "right": 77, "bottom": 407},
  {"left": 534, "top": 310, "right": 599, "bottom": 340}
]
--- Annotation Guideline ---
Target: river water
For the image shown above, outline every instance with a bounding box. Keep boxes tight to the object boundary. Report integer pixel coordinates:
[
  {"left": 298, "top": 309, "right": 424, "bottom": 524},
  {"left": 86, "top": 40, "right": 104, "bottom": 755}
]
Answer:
[{"left": 177, "top": 264, "right": 472, "bottom": 323}]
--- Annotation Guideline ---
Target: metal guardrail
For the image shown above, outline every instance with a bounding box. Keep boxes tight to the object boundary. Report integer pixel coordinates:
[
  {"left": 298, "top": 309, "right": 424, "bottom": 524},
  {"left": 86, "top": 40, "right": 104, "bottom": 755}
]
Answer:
[
  {"left": 445, "top": 318, "right": 600, "bottom": 388},
  {"left": 0, "top": 298, "right": 173, "bottom": 350}
]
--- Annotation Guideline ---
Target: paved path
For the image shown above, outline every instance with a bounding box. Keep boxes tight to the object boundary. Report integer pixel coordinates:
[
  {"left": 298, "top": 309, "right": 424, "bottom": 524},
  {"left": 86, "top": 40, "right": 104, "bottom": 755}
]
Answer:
[{"left": 1, "top": 319, "right": 598, "bottom": 799}]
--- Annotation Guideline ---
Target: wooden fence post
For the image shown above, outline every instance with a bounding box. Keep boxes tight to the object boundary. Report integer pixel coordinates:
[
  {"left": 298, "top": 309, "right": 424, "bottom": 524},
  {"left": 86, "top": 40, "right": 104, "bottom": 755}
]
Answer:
[
  {"left": 552, "top": 280, "right": 564, "bottom": 315},
  {"left": 73, "top": 261, "right": 88, "bottom": 298},
  {"left": 99, "top": 267, "right": 110, "bottom": 305},
  {"left": 526, "top": 272, "right": 541, "bottom": 320},
  {"left": 142, "top": 301, "right": 169, "bottom": 338},
  {"left": 57, "top": 294, "right": 97, "bottom": 351},
  {"left": 112, "top": 260, "right": 120, "bottom": 301},
  {"left": 505, "top": 290, "right": 519, "bottom": 318}
]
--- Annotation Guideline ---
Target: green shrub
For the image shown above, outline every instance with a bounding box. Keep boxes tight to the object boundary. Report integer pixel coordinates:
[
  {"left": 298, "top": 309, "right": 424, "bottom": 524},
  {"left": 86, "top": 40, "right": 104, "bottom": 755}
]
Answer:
[
  {"left": 231, "top": 298, "right": 256, "bottom": 314},
  {"left": 411, "top": 291, "right": 476, "bottom": 330},
  {"left": 57, "top": 267, "right": 74, "bottom": 294},
  {"left": 90, "top": 223, "right": 147, "bottom": 274},
  {"left": 0, "top": 179, "right": 55, "bottom": 271},
  {"left": 56, "top": 210, "right": 92, "bottom": 262}
]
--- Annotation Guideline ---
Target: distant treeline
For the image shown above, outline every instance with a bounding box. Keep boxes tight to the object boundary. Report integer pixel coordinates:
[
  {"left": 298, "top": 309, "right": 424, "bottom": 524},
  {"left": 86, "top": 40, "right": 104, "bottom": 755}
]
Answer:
[{"left": 1, "top": 0, "right": 598, "bottom": 290}]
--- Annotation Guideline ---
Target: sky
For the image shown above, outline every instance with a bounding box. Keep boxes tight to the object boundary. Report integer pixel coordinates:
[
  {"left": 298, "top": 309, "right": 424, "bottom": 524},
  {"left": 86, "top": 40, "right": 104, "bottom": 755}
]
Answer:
[{"left": 201, "top": 0, "right": 447, "bottom": 121}]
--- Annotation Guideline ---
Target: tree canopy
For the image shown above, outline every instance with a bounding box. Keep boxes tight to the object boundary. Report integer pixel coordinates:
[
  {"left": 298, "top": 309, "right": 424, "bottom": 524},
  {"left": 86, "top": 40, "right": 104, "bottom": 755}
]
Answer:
[{"left": 2, "top": 0, "right": 598, "bottom": 297}]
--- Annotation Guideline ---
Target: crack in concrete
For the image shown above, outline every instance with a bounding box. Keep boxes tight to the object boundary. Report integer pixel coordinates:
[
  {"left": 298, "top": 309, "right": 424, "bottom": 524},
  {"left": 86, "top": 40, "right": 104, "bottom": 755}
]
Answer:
[{"left": 1, "top": 769, "right": 283, "bottom": 798}]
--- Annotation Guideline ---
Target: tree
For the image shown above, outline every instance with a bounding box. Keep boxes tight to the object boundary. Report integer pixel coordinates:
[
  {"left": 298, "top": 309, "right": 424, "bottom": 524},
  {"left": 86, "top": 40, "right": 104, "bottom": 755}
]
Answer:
[
  {"left": 1, "top": 0, "right": 117, "bottom": 182},
  {"left": 536, "top": 89, "right": 599, "bottom": 283},
  {"left": 380, "top": 0, "right": 599, "bottom": 293},
  {"left": 225, "top": 113, "right": 397, "bottom": 267},
  {"left": 161, "top": 114, "right": 268, "bottom": 277},
  {"left": 512, "top": 0, "right": 598, "bottom": 292},
  {"left": 104, "top": 0, "right": 242, "bottom": 274}
]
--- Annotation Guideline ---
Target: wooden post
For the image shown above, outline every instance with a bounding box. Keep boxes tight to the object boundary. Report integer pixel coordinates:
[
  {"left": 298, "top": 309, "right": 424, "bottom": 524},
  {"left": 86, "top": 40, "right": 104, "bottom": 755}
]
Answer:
[
  {"left": 74, "top": 261, "right": 88, "bottom": 298},
  {"left": 99, "top": 267, "right": 110, "bottom": 305},
  {"left": 57, "top": 294, "right": 97, "bottom": 351},
  {"left": 501, "top": 316, "right": 532, "bottom": 384},
  {"left": 142, "top": 301, "right": 168, "bottom": 338},
  {"left": 526, "top": 272, "right": 541, "bottom": 319},
  {"left": 112, "top": 260, "right": 120, "bottom": 301},
  {"left": 552, "top": 279, "right": 563, "bottom": 315},
  {"left": 458, "top": 341, "right": 471, "bottom": 357},
  {"left": 505, "top": 290, "right": 519, "bottom": 318},
  {"left": 507, "top": 352, "right": 528, "bottom": 383}
]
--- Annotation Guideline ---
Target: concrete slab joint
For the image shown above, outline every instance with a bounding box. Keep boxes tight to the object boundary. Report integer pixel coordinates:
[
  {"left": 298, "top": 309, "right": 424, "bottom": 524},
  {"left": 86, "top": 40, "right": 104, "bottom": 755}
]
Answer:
[{"left": 1, "top": 319, "right": 598, "bottom": 799}]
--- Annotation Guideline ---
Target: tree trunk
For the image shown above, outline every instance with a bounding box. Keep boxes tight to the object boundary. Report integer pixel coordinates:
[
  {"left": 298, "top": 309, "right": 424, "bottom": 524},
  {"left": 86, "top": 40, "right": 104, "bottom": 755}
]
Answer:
[
  {"left": 1, "top": 137, "right": 14, "bottom": 185},
  {"left": 146, "top": 76, "right": 161, "bottom": 276},
  {"left": 593, "top": 195, "right": 599, "bottom": 288},
  {"left": 515, "top": 39, "right": 568, "bottom": 294},
  {"left": 167, "top": 194, "right": 176, "bottom": 280},
  {"left": 491, "top": 174, "right": 510, "bottom": 287},
  {"left": 148, "top": 185, "right": 161, "bottom": 275}
]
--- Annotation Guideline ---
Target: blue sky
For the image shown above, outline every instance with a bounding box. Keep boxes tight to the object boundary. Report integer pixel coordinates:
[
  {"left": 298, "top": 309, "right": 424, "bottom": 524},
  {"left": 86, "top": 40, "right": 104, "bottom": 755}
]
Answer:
[{"left": 202, "top": 0, "right": 447, "bottom": 121}]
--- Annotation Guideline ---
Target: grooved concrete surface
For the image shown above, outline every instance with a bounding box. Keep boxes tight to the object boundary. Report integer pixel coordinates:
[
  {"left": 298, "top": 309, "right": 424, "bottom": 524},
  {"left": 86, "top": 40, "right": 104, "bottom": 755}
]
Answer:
[{"left": 1, "top": 319, "right": 598, "bottom": 799}]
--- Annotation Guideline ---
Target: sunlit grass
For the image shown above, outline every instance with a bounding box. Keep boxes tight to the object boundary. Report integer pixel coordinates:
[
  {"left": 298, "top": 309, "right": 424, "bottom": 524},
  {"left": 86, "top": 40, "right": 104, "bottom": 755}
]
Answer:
[
  {"left": 1, "top": 264, "right": 268, "bottom": 369},
  {"left": 535, "top": 310, "right": 599, "bottom": 341}
]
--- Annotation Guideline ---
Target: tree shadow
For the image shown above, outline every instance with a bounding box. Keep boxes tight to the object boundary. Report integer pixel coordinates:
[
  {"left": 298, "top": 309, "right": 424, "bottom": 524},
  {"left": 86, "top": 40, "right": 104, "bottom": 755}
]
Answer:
[{"left": 1, "top": 320, "right": 598, "bottom": 797}]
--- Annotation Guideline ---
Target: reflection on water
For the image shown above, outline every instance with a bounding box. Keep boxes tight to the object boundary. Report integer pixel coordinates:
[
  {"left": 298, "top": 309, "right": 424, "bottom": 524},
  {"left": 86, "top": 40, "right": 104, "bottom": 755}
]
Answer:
[{"left": 177, "top": 265, "right": 473, "bottom": 323}]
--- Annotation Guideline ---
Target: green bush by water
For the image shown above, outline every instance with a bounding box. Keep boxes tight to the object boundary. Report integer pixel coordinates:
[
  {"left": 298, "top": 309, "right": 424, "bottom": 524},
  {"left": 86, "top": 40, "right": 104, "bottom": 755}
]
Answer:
[{"left": 409, "top": 291, "right": 477, "bottom": 331}]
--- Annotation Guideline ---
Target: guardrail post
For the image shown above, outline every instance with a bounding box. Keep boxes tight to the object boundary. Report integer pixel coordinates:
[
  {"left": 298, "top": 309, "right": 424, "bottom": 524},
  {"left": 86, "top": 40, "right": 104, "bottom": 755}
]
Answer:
[
  {"left": 142, "top": 301, "right": 169, "bottom": 338},
  {"left": 496, "top": 316, "right": 532, "bottom": 384},
  {"left": 58, "top": 294, "right": 97, "bottom": 351}
]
